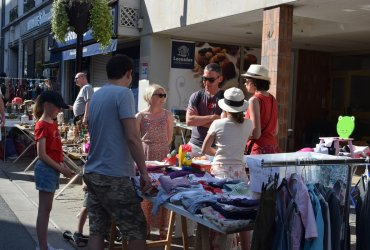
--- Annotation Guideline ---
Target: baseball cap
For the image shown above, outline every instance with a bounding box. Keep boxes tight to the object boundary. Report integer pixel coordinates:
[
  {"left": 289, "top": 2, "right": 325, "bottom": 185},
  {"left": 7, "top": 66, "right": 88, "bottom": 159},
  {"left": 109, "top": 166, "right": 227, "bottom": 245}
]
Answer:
[{"left": 39, "top": 91, "right": 69, "bottom": 109}]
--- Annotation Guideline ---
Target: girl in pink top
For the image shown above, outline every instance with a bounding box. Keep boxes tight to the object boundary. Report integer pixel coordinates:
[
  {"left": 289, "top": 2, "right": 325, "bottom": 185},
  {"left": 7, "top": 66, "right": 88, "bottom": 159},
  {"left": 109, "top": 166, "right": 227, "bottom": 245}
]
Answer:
[{"left": 242, "top": 64, "right": 281, "bottom": 154}]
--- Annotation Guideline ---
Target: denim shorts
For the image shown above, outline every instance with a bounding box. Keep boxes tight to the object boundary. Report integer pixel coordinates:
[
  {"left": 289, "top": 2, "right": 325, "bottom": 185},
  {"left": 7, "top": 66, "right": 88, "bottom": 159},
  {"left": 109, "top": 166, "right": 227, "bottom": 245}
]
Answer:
[{"left": 34, "top": 160, "right": 60, "bottom": 193}]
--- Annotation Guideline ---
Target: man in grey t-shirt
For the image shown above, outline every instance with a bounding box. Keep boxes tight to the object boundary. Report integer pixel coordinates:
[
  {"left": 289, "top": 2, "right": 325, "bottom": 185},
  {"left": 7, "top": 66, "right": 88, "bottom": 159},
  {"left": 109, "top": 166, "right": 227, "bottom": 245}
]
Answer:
[
  {"left": 186, "top": 63, "right": 224, "bottom": 153},
  {"left": 72, "top": 72, "right": 94, "bottom": 125},
  {"left": 84, "top": 55, "right": 151, "bottom": 250}
]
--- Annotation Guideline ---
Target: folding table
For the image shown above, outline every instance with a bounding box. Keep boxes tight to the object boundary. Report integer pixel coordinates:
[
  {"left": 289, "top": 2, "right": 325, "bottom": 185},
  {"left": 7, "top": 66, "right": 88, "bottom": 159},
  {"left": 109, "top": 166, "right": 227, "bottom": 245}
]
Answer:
[
  {"left": 12, "top": 124, "right": 36, "bottom": 164},
  {"left": 54, "top": 149, "right": 86, "bottom": 199}
]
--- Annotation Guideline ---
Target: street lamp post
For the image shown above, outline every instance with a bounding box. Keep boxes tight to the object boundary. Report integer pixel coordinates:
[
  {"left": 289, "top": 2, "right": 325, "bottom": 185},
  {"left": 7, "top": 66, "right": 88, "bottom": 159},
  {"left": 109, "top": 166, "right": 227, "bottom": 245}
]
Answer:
[{"left": 66, "top": 1, "right": 91, "bottom": 74}]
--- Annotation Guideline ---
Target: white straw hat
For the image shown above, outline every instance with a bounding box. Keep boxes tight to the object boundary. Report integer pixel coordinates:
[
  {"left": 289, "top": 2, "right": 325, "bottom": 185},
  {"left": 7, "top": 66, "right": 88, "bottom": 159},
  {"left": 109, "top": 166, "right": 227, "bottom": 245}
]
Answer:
[
  {"left": 218, "top": 87, "right": 249, "bottom": 113},
  {"left": 241, "top": 64, "right": 270, "bottom": 81}
]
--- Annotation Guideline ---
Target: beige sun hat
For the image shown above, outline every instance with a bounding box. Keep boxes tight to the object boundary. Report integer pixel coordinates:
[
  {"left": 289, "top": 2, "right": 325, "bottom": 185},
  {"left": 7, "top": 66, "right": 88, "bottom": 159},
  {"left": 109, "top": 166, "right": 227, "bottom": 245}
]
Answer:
[
  {"left": 218, "top": 87, "right": 249, "bottom": 113},
  {"left": 241, "top": 64, "right": 270, "bottom": 81}
]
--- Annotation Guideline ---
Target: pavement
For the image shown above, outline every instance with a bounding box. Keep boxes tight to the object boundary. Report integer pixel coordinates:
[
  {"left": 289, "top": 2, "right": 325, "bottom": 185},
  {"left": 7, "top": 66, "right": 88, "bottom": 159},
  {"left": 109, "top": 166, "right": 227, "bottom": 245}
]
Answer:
[
  {"left": 0, "top": 155, "right": 363, "bottom": 250},
  {"left": 0, "top": 157, "right": 86, "bottom": 250},
  {"left": 0, "top": 156, "right": 193, "bottom": 250}
]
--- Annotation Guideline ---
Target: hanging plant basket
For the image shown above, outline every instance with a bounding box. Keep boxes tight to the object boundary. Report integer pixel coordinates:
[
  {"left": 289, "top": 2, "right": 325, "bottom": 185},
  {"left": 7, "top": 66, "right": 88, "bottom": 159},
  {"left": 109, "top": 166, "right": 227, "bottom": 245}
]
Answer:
[
  {"left": 66, "top": 1, "right": 91, "bottom": 35},
  {"left": 51, "top": 0, "right": 113, "bottom": 48}
]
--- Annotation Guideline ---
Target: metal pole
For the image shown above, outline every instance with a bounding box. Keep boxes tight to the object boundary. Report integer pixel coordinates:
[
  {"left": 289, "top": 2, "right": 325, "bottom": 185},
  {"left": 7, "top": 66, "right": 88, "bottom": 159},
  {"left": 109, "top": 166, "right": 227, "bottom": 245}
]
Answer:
[{"left": 75, "top": 32, "right": 83, "bottom": 74}]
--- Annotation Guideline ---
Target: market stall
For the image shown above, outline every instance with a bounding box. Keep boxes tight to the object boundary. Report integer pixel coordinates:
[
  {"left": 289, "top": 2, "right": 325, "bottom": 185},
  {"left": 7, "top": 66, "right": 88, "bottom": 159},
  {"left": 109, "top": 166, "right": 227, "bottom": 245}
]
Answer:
[{"left": 119, "top": 152, "right": 369, "bottom": 250}]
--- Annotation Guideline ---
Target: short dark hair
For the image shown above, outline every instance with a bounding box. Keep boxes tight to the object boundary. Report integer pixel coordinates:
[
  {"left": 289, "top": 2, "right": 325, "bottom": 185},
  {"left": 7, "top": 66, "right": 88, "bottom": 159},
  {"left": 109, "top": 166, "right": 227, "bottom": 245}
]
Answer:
[
  {"left": 230, "top": 112, "right": 245, "bottom": 124},
  {"left": 247, "top": 77, "right": 270, "bottom": 91},
  {"left": 106, "top": 54, "right": 134, "bottom": 80},
  {"left": 204, "top": 63, "right": 222, "bottom": 75}
]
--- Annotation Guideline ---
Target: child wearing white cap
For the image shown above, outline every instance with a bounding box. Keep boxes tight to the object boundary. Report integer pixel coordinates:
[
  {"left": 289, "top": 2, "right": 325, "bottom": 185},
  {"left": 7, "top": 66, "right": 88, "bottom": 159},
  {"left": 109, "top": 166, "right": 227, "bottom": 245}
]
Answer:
[
  {"left": 202, "top": 87, "right": 252, "bottom": 182},
  {"left": 201, "top": 87, "right": 253, "bottom": 250}
]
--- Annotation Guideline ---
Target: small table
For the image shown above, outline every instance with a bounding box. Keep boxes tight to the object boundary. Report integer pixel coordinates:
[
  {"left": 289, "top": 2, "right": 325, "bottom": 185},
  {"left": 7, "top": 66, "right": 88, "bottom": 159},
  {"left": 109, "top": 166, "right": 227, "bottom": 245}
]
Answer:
[
  {"left": 1, "top": 120, "right": 32, "bottom": 161},
  {"left": 12, "top": 124, "right": 36, "bottom": 164}
]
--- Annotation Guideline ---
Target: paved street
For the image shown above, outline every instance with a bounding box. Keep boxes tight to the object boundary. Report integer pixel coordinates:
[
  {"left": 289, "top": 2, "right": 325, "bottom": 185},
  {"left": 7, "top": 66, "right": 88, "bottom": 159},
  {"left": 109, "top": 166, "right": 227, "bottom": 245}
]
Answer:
[
  {"left": 0, "top": 194, "right": 37, "bottom": 249},
  {"left": 0, "top": 156, "right": 189, "bottom": 250},
  {"left": 0, "top": 158, "right": 79, "bottom": 250}
]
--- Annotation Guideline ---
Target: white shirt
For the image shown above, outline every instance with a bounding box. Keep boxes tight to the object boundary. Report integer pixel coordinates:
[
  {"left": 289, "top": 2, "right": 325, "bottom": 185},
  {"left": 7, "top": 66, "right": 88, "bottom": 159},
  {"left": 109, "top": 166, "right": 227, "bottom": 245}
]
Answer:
[{"left": 208, "top": 117, "right": 253, "bottom": 165}]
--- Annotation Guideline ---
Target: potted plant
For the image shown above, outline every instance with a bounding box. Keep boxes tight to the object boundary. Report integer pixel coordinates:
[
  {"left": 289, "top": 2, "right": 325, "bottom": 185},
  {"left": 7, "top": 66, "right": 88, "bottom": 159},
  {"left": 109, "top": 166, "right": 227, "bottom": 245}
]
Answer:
[{"left": 51, "top": 0, "right": 112, "bottom": 48}]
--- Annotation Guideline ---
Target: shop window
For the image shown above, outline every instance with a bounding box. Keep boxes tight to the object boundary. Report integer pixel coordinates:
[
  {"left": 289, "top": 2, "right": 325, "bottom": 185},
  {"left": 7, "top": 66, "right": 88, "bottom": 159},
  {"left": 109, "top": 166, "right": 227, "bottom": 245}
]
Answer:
[
  {"left": 9, "top": 6, "right": 18, "bottom": 22},
  {"left": 32, "top": 37, "right": 52, "bottom": 78},
  {"left": 350, "top": 76, "right": 370, "bottom": 112},
  {"left": 24, "top": 0, "right": 35, "bottom": 13},
  {"left": 330, "top": 54, "right": 370, "bottom": 141},
  {"left": 332, "top": 54, "right": 370, "bottom": 71},
  {"left": 35, "top": 38, "right": 43, "bottom": 78},
  {"left": 331, "top": 76, "right": 346, "bottom": 112},
  {"left": 43, "top": 37, "right": 50, "bottom": 62}
]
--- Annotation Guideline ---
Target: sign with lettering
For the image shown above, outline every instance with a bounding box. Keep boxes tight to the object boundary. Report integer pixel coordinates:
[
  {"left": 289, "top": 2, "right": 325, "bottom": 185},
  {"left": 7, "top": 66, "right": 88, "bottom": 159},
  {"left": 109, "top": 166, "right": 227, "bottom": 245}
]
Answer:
[
  {"left": 171, "top": 41, "right": 195, "bottom": 69},
  {"left": 26, "top": 9, "right": 52, "bottom": 31}
]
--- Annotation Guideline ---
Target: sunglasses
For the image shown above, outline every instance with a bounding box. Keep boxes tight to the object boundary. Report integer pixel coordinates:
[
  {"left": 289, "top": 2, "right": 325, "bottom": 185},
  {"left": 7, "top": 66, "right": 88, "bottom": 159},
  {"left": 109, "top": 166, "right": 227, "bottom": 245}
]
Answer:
[
  {"left": 201, "top": 76, "right": 219, "bottom": 83},
  {"left": 153, "top": 93, "right": 167, "bottom": 98}
]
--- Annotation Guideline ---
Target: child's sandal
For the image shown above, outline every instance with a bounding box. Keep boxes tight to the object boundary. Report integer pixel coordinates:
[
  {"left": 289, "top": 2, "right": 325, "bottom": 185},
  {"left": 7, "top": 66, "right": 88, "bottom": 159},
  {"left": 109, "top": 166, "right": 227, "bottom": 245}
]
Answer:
[{"left": 73, "top": 232, "right": 88, "bottom": 247}]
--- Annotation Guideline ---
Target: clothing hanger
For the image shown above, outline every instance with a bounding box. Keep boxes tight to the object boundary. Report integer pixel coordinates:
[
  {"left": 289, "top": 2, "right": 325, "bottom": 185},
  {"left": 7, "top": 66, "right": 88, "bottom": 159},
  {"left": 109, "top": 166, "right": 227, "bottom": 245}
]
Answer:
[
  {"left": 265, "top": 171, "right": 276, "bottom": 190},
  {"left": 278, "top": 161, "right": 293, "bottom": 198},
  {"left": 277, "top": 177, "right": 293, "bottom": 198},
  {"left": 284, "top": 162, "right": 288, "bottom": 179},
  {"left": 301, "top": 165, "right": 306, "bottom": 183}
]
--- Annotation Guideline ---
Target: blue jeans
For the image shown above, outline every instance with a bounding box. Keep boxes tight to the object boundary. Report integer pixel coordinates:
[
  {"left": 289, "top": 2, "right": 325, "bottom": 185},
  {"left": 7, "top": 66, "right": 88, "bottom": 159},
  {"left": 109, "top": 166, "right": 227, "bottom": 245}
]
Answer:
[{"left": 34, "top": 160, "right": 60, "bottom": 193}]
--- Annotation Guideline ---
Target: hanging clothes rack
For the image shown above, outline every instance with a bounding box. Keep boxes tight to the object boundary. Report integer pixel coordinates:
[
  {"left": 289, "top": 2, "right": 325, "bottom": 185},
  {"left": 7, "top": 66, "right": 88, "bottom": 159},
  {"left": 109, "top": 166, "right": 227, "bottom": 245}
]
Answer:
[
  {"left": 248, "top": 152, "right": 369, "bottom": 250},
  {"left": 258, "top": 156, "right": 369, "bottom": 167}
]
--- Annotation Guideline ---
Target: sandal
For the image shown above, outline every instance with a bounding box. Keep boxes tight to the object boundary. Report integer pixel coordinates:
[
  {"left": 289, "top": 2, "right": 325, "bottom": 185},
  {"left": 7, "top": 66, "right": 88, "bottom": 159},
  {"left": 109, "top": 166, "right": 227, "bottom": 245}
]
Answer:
[{"left": 73, "top": 232, "right": 88, "bottom": 247}]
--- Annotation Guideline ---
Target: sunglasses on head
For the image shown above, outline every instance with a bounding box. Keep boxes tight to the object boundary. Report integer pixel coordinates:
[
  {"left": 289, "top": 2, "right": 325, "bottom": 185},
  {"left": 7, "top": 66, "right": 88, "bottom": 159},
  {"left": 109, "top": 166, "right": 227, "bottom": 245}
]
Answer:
[
  {"left": 153, "top": 93, "right": 167, "bottom": 98},
  {"left": 201, "top": 76, "right": 219, "bottom": 83}
]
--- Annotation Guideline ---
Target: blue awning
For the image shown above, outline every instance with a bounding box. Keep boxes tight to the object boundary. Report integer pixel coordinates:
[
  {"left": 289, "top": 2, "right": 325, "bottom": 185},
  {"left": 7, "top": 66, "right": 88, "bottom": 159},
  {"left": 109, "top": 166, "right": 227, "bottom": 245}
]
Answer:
[{"left": 62, "top": 39, "right": 117, "bottom": 61}]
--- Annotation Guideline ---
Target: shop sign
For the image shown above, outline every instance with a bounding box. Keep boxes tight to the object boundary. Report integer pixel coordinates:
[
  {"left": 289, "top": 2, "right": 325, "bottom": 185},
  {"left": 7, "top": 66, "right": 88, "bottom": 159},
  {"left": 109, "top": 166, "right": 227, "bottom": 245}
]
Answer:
[
  {"left": 171, "top": 41, "right": 195, "bottom": 69},
  {"left": 26, "top": 9, "right": 51, "bottom": 31},
  {"left": 62, "top": 39, "right": 117, "bottom": 60}
]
